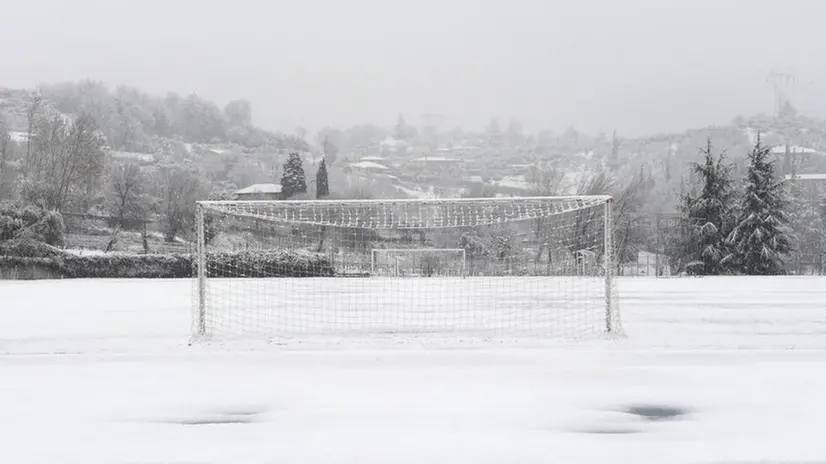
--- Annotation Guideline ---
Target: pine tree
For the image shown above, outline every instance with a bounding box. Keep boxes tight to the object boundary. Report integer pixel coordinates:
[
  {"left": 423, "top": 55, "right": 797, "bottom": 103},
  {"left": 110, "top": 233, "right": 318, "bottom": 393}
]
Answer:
[
  {"left": 394, "top": 114, "right": 408, "bottom": 141},
  {"left": 280, "top": 152, "right": 307, "bottom": 199},
  {"left": 677, "top": 139, "right": 736, "bottom": 275},
  {"left": 726, "top": 137, "right": 794, "bottom": 275},
  {"left": 316, "top": 158, "right": 330, "bottom": 199}
]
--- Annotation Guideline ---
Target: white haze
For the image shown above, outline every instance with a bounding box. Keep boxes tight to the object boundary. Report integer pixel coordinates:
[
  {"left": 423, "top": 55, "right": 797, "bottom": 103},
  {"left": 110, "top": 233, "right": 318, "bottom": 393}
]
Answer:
[{"left": 2, "top": 0, "right": 826, "bottom": 135}]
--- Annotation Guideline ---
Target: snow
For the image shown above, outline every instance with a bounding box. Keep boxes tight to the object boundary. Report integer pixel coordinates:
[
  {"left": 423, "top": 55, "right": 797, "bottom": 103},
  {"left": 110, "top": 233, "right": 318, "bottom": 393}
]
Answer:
[
  {"left": 786, "top": 173, "right": 826, "bottom": 181},
  {"left": 62, "top": 248, "right": 111, "bottom": 256},
  {"left": 771, "top": 145, "right": 818, "bottom": 155},
  {"left": 9, "top": 131, "right": 28, "bottom": 143},
  {"left": 379, "top": 137, "right": 407, "bottom": 148},
  {"left": 234, "top": 183, "right": 283, "bottom": 194},
  {"left": 110, "top": 150, "right": 155, "bottom": 162},
  {"left": 496, "top": 175, "right": 534, "bottom": 191},
  {"left": 2, "top": 276, "right": 826, "bottom": 463},
  {"left": 395, "top": 185, "right": 435, "bottom": 199},
  {"left": 348, "top": 161, "right": 389, "bottom": 170},
  {"left": 413, "top": 156, "right": 461, "bottom": 163}
]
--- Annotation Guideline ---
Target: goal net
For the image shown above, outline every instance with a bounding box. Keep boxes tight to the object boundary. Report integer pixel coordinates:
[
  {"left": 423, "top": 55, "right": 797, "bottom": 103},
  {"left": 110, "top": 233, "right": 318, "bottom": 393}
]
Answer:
[{"left": 192, "top": 196, "right": 620, "bottom": 345}]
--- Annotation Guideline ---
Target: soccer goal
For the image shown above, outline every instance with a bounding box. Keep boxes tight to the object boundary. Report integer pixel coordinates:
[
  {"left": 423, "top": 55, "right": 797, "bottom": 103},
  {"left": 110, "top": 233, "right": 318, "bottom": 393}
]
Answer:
[{"left": 192, "top": 195, "right": 620, "bottom": 345}]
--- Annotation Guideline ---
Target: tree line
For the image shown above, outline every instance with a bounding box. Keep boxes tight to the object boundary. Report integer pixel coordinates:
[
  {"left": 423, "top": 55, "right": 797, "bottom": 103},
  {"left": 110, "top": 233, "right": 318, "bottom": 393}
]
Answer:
[{"left": 672, "top": 137, "right": 825, "bottom": 275}]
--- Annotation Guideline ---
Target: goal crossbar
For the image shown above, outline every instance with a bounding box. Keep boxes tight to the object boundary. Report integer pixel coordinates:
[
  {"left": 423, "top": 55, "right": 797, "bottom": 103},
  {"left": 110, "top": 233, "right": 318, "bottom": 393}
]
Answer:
[
  {"left": 200, "top": 196, "right": 611, "bottom": 230},
  {"left": 197, "top": 194, "right": 613, "bottom": 207}
]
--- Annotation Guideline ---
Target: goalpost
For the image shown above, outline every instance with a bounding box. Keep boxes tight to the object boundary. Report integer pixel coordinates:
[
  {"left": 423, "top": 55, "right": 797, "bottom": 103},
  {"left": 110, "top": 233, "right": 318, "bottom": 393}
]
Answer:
[{"left": 192, "top": 195, "right": 620, "bottom": 345}]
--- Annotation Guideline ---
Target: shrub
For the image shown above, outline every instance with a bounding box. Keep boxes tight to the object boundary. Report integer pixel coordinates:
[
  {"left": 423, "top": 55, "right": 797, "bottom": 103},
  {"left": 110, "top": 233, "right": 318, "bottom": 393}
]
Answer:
[
  {"left": 0, "top": 238, "right": 64, "bottom": 259},
  {"left": 0, "top": 202, "right": 65, "bottom": 245}
]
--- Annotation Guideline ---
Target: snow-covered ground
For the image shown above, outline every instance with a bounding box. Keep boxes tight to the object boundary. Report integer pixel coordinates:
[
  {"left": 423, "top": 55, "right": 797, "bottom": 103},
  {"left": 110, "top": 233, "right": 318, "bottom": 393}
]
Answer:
[{"left": 1, "top": 276, "right": 826, "bottom": 463}]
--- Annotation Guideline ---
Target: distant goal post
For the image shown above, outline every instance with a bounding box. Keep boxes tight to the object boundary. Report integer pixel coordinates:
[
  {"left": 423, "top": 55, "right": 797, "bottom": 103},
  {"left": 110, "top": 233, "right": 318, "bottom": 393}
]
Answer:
[
  {"left": 371, "top": 248, "right": 467, "bottom": 277},
  {"left": 192, "top": 195, "right": 621, "bottom": 345}
]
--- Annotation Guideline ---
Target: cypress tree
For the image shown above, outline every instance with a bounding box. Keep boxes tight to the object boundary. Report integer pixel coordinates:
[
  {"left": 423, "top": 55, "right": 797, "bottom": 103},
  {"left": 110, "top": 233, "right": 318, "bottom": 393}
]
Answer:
[{"left": 316, "top": 158, "right": 330, "bottom": 199}]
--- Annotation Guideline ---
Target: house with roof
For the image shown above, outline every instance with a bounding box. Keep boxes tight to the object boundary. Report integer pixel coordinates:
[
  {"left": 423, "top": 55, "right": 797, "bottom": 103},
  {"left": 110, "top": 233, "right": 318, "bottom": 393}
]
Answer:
[
  {"left": 785, "top": 173, "right": 826, "bottom": 200},
  {"left": 410, "top": 156, "right": 465, "bottom": 178},
  {"left": 346, "top": 160, "right": 390, "bottom": 176},
  {"left": 379, "top": 137, "right": 408, "bottom": 155},
  {"left": 233, "top": 183, "right": 284, "bottom": 201}
]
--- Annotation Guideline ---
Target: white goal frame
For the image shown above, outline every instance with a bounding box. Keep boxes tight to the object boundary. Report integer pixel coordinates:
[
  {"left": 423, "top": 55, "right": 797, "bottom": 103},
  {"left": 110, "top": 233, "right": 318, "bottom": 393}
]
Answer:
[
  {"left": 371, "top": 248, "right": 467, "bottom": 277},
  {"left": 192, "top": 195, "right": 619, "bottom": 343}
]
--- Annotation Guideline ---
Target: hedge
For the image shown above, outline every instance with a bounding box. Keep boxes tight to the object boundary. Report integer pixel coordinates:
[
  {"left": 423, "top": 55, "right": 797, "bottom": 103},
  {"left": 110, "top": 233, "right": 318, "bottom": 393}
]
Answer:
[
  {"left": 0, "top": 256, "right": 64, "bottom": 279},
  {"left": 0, "top": 240, "right": 335, "bottom": 279},
  {"left": 61, "top": 253, "right": 194, "bottom": 278},
  {"left": 207, "top": 250, "right": 335, "bottom": 278}
]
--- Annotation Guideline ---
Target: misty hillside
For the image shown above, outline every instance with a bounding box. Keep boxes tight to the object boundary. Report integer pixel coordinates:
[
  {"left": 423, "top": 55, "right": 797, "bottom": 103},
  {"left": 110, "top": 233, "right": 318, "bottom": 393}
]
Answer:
[
  {"left": 4, "top": 80, "right": 826, "bottom": 204},
  {"left": 2, "top": 79, "right": 826, "bottom": 269}
]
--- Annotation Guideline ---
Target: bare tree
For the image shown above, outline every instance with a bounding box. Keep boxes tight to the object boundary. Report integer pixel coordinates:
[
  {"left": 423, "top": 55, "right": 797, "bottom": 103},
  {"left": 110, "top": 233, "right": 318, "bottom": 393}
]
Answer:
[
  {"left": 529, "top": 161, "right": 565, "bottom": 264},
  {"left": 105, "top": 163, "right": 149, "bottom": 251},
  {"left": 22, "top": 93, "right": 42, "bottom": 198},
  {"left": 157, "top": 163, "right": 202, "bottom": 242},
  {"left": 27, "top": 113, "right": 106, "bottom": 211},
  {"left": 529, "top": 161, "right": 564, "bottom": 197},
  {"left": 607, "top": 130, "right": 622, "bottom": 172},
  {"left": 0, "top": 118, "right": 13, "bottom": 200},
  {"left": 611, "top": 174, "right": 653, "bottom": 268}
]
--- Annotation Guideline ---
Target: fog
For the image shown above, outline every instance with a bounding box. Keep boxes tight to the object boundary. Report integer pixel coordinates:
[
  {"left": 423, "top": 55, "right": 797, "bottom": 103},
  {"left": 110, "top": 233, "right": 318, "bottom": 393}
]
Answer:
[{"left": 2, "top": 0, "right": 825, "bottom": 135}]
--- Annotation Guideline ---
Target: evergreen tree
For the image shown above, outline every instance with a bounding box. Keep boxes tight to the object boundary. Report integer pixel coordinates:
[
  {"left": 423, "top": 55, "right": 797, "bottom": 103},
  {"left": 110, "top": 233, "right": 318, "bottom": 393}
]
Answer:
[
  {"left": 788, "top": 181, "right": 826, "bottom": 273},
  {"left": 726, "top": 137, "right": 794, "bottom": 275},
  {"left": 280, "top": 152, "right": 307, "bottom": 199},
  {"left": 677, "top": 140, "right": 736, "bottom": 275},
  {"left": 394, "top": 114, "right": 408, "bottom": 141},
  {"left": 316, "top": 158, "right": 330, "bottom": 199}
]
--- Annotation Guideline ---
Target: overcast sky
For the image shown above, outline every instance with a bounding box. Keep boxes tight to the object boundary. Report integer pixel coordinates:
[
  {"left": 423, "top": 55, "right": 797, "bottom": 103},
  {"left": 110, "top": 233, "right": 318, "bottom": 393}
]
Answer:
[{"left": 2, "top": 0, "right": 825, "bottom": 136}]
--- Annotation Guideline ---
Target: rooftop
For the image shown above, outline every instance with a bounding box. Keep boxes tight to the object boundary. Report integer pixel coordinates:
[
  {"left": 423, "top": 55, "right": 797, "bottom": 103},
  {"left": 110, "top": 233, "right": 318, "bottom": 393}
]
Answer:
[
  {"left": 111, "top": 151, "right": 155, "bottom": 162},
  {"left": 349, "top": 161, "right": 389, "bottom": 170},
  {"left": 234, "top": 183, "right": 283, "bottom": 194},
  {"left": 771, "top": 145, "right": 819, "bottom": 155},
  {"left": 413, "top": 157, "right": 461, "bottom": 163},
  {"left": 785, "top": 173, "right": 826, "bottom": 181}
]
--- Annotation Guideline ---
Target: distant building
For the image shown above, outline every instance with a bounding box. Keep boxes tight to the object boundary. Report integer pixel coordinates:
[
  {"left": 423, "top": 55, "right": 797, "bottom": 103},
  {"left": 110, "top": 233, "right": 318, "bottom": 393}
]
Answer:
[
  {"left": 379, "top": 137, "right": 408, "bottom": 155},
  {"left": 233, "top": 183, "right": 284, "bottom": 201},
  {"left": 9, "top": 132, "right": 28, "bottom": 143},
  {"left": 360, "top": 156, "right": 387, "bottom": 162},
  {"left": 110, "top": 151, "right": 155, "bottom": 163},
  {"left": 771, "top": 145, "right": 819, "bottom": 156},
  {"left": 347, "top": 161, "right": 390, "bottom": 176},
  {"left": 785, "top": 173, "right": 826, "bottom": 200},
  {"left": 411, "top": 156, "right": 464, "bottom": 177}
]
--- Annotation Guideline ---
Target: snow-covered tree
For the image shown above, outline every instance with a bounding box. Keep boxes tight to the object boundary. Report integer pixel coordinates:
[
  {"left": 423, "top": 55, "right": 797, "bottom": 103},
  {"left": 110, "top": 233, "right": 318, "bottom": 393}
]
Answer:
[
  {"left": 280, "top": 152, "right": 307, "bottom": 199},
  {"left": 677, "top": 140, "right": 736, "bottom": 275},
  {"left": 316, "top": 158, "right": 329, "bottom": 199},
  {"left": 725, "top": 137, "right": 794, "bottom": 275},
  {"left": 394, "top": 114, "right": 416, "bottom": 141},
  {"left": 786, "top": 182, "right": 825, "bottom": 274}
]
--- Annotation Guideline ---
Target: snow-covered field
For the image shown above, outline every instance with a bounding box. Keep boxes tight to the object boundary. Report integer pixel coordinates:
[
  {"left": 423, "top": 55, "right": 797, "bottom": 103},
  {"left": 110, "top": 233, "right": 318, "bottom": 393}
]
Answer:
[{"left": 1, "top": 276, "right": 826, "bottom": 463}]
